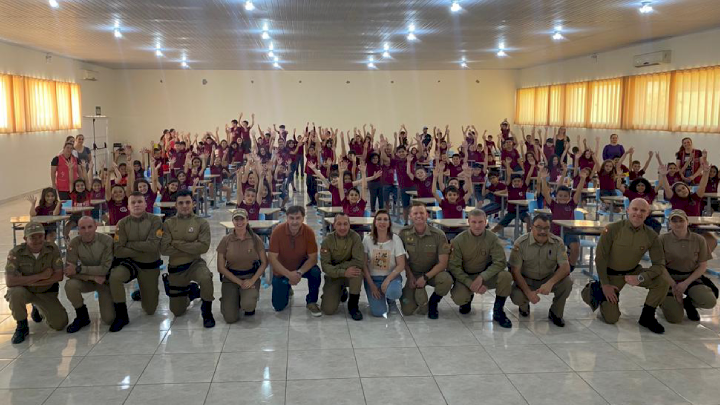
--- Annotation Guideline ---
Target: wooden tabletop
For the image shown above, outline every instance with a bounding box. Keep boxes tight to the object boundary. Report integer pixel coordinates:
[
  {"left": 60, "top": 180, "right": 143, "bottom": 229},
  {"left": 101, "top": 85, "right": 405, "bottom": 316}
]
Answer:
[
  {"left": 553, "top": 219, "right": 608, "bottom": 231},
  {"left": 205, "top": 174, "right": 221, "bottom": 178},
  {"left": 154, "top": 202, "right": 177, "bottom": 208},
  {"left": 317, "top": 190, "right": 332, "bottom": 196},
  {"left": 323, "top": 217, "right": 374, "bottom": 226},
  {"left": 430, "top": 218, "right": 469, "bottom": 228},
  {"left": 11, "top": 215, "right": 70, "bottom": 224},
  {"left": 318, "top": 197, "right": 332, "bottom": 203},
  {"left": 412, "top": 197, "right": 437, "bottom": 205},
  {"left": 405, "top": 190, "right": 419, "bottom": 196},
  {"left": 91, "top": 199, "right": 106, "bottom": 205},
  {"left": 427, "top": 206, "right": 475, "bottom": 213},
  {"left": 317, "top": 206, "right": 344, "bottom": 214},
  {"left": 226, "top": 207, "right": 281, "bottom": 215},
  {"left": 220, "top": 220, "right": 280, "bottom": 230},
  {"left": 702, "top": 193, "right": 720, "bottom": 199},
  {"left": 688, "top": 216, "right": 720, "bottom": 226},
  {"left": 96, "top": 225, "right": 117, "bottom": 234},
  {"left": 64, "top": 206, "right": 95, "bottom": 214}
]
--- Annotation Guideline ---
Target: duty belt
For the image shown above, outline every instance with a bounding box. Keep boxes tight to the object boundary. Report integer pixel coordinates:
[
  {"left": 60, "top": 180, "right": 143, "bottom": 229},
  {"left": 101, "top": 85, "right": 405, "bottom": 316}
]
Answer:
[{"left": 221, "top": 261, "right": 260, "bottom": 282}]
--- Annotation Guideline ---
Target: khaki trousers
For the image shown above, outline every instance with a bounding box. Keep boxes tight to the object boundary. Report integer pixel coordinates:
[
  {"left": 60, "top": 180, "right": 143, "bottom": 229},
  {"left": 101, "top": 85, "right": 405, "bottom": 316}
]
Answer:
[
  {"left": 220, "top": 279, "right": 260, "bottom": 324},
  {"left": 64, "top": 278, "right": 115, "bottom": 324},
  {"left": 166, "top": 261, "right": 214, "bottom": 317},
  {"left": 321, "top": 275, "right": 363, "bottom": 315},
  {"left": 510, "top": 275, "right": 573, "bottom": 318},
  {"left": 109, "top": 265, "right": 160, "bottom": 315},
  {"left": 5, "top": 286, "right": 68, "bottom": 331},
  {"left": 400, "top": 271, "right": 453, "bottom": 316},
  {"left": 451, "top": 271, "right": 513, "bottom": 306}
]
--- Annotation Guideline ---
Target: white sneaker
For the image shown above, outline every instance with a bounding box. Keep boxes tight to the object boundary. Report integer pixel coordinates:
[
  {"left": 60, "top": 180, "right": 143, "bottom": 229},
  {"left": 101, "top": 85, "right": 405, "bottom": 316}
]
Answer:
[{"left": 307, "top": 303, "right": 322, "bottom": 317}]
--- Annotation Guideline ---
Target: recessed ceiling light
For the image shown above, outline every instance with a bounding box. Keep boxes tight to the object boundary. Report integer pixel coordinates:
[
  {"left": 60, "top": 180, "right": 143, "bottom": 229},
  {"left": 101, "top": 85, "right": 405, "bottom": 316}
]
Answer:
[
  {"left": 552, "top": 31, "right": 564, "bottom": 40},
  {"left": 460, "top": 62, "right": 468, "bottom": 68},
  {"left": 155, "top": 49, "right": 163, "bottom": 57},
  {"left": 461, "top": 55, "right": 466, "bottom": 62},
  {"left": 497, "top": 50, "right": 507, "bottom": 57},
  {"left": 639, "top": 1, "right": 653, "bottom": 13},
  {"left": 261, "top": 31, "right": 270, "bottom": 40},
  {"left": 262, "top": 22, "right": 269, "bottom": 31},
  {"left": 269, "top": 42, "right": 274, "bottom": 50},
  {"left": 48, "top": 0, "right": 59, "bottom": 8},
  {"left": 273, "top": 56, "right": 279, "bottom": 62},
  {"left": 114, "top": 28, "right": 122, "bottom": 38},
  {"left": 382, "top": 51, "right": 390, "bottom": 58},
  {"left": 450, "top": 1, "right": 461, "bottom": 12},
  {"left": 407, "top": 33, "right": 417, "bottom": 41},
  {"left": 273, "top": 62, "right": 280, "bottom": 68},
  {"left": 384, "top": 42, "right": 390, "bottom": 51},
  {"left": 409, "top": 23, "right": 415, "bottom": 32},
  {"left": 367, "top": 62, "right": 376, "bottom": 68},
  {"left": 244, "top": 1, "right": 255, "bottom": 11},
  {"left": 181, "top": 61, "right": 188, "bottom": 68},
  {"left": 268, "top": 51, "right": 274, "bottom": 57}
]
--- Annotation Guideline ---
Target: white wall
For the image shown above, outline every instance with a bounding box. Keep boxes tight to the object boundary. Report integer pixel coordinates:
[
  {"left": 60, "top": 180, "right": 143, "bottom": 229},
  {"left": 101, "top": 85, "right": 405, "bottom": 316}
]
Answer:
[
  {"left": 518, "top": 27, "right": 720, "bottom": 174},
  {"left": 0, "top": 41, "right": 117, "bottom": 202},
  {"left": 111, "top": 69, "right": 517, "bottom": 148}
]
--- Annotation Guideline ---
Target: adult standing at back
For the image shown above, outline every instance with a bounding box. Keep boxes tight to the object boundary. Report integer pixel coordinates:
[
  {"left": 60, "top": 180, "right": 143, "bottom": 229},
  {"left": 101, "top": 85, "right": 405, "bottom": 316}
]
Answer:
[
  {"left": 581, "top": 198, "right": 668, "bottom": 334},
  {"left": 268, "top": 205, "right": 323, "bottom": 316},
  {"left": 399, "top": 202, "right": 453, "bottom": 319},
  {"left": 602, "top": 133, "right": 625, "bottom": 161},
  {"left": 51, "top": 142, "right": 80, "bottom": 200},
  {"left": 676, "top": 137, "right": 703, "bottom": 182},
  {"left": 73, "top": 134, "right": 93, "bottom": 171}
]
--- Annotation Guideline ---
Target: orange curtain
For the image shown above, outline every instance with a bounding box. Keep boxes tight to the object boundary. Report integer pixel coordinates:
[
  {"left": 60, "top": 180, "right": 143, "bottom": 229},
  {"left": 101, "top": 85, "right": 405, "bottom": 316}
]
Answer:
[
  {"left": 515, "top": 87, "right": 536, "bottom": 125},
  {"left": 622, "top": 72, "right": 671, "bottom": 130},
  {"left": 70, "top": 83, "right": 82, "bottom": 129},
  {"left": 56, "top": 82, "right": 72, "bottom": 130},
  {"left": 0, "top": 74, "right": 14, "bottom": 134},
  {"left": 23, "top": 77, "right": 58, "bottom": 132},
  {"left": 533, "top": 86, "right": 549, "bottom": 126},
  {"left": 563, "top": 82, "right": 588, "bottom": 128},
  {"left": 548, "top": 84, "right": 565, "bottom": 126},
  {"left": 12, "top": 76, "right": 26, "bottom": 133},
  {"left": 588, "top": 78, "right": 623, "bottom": 129},
  {"left": 670, "top": 66, "right": 720, "bottom": 133}
]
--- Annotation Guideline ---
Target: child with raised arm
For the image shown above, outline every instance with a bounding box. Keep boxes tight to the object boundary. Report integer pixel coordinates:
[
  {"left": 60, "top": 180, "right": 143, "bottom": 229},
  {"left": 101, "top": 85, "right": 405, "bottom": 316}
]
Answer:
[
  {"left": 492, "top": 159, "right": 534, "bottom": 234},
  {"left": 339, "top": 161, "right": 369, "bottom": 217},
  {"left": 540, "top": 166, "right": 585, "bottom": 271}
]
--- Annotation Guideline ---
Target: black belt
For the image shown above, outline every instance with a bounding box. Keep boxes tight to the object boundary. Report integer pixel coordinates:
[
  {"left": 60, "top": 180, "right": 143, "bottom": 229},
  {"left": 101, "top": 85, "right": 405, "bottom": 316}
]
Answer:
[
  {"left": 666, "top": 269, "right": 719, "bottom": 299},
  {"left": 606, "top": 266, "right": 638, "bottom": 276},
  {"left": 168, "top": 261, "right": 195, "bottom": 274},
  {"left": 112, "top": 258, "right": 162, "bottom": 280},
  {"left": 221, "top": 261, "right": 260, "bottom": 281}
]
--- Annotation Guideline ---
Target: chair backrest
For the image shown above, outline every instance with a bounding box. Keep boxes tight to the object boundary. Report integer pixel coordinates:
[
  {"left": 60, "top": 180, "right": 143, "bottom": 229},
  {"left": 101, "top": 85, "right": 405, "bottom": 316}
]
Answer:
[
  {"left": 364, "top": 210, "right": 372, "bottom": 218},
  {"left": 574, "top": 209, "right": 585, "bottom": 220},
  {"left": 528, "top": 199, "right": 538, "bottom": 215},
  {"left": 615, "top": 189, "right": 623, "bottom": 196},
  {"left": 623, "top": 197, "right": 630, "bottom": 210},
  {"left": 588, "top": 181, "right": 594, "bottom": 188},
  {"left": 204, "top": 167, "right": 211, "bottom": 177},
  {"left": 525, "top": 192, "right": 535, "bottom": 200},
  {"left": 259, "top": 213, "right": 266, "bottom": 220},
  {"left": 436, "top": 210, "right": 444, "bottom": 220},
  {"left": 153, "top": 205, "right": 161, "bottom": 214}
]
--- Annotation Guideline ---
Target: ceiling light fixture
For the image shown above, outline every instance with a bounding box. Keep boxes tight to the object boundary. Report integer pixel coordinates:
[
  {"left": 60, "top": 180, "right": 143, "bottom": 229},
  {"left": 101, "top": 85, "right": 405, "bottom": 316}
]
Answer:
[
  {"left": 639, "top": 1, "right": 653, "bottom": 13},
  {"left": 552, "top": 31, "right": 564, "bottom": 40},
  {"left": 244, "top": 1, "right": 255, "bottom": 11},
  {"left": 268, "top": 51, "right": 274, "bottom": 57},
  {"left": 273, "top": 62, "right": 280, "bottom": 68},
  {"left": 383, "top": 51, "right": 390, "bottom": 58},
  {"left": 155, "top": 49, "right": 163, "bottom": 57},
  {"left": 450, "top": 1, "right": 461, "bottom": 12},
  {"left": 113, "top": 19, "right": 122, "bottom": 38},
  {"left": 48, "top": 0, "right": 59, "bottom": 8},
  {"left": 461, "top": 62, "right": 468, "bottom": 68},
  {"left": 269, "top": 42, "right": 274, "bottom": 50},
  {"left": 407, "top": 23, "right": 417, "bottom": 41},
  {"left": 181, "top": 61, "right": 188, "bottom": 68},
  {"left": 261, "top": 31, "right": 270, "bottom": 40},
  {"left": 273, "top": 56, "right": 279, "bottom": 62},
  {"left": 496, "top": 42, "right": 507, "bottom": 57},
  {"left": 384, "top": 42, "right": 390, "bottom": 51}
]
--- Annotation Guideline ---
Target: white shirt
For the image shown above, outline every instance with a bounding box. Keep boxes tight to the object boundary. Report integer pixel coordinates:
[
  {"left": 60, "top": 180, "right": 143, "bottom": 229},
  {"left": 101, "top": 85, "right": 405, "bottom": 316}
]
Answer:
[{"left": 362, "top": 233, "right": 407, "bottom": 277}]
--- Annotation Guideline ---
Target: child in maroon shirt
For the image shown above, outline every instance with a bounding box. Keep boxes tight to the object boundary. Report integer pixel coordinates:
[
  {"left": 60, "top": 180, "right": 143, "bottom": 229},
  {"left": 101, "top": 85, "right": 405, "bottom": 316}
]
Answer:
[
  {"left": 237, "top": 188, "right": 261, "bottom": 220},
  {"left": 407, "top": 165, "right": 434, "bottom": 198},
  {"left": 540, "top": 167, "right": 585, "bottom": 270},
  {"left": 339, "top": 162, "right": 369, "bottom": 217},
  {"left": 480, "top": 172, "right": 507, "bottom": 216},
  {"left": 492, "top": 161, "right": 534, "bottom": 233},
  {"left": 432, "top": 164, "right": 471, "bottom": 219}
]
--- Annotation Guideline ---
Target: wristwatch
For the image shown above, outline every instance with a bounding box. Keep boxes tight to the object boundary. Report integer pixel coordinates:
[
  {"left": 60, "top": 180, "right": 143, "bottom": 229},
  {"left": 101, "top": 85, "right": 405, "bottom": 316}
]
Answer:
[{"left": 637, "top": 274, "right": 645, "bottom": 283}]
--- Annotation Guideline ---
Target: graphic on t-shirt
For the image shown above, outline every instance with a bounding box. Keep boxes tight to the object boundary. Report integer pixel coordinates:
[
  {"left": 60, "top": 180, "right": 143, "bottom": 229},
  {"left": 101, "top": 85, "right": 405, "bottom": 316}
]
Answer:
[{"left": 372, "top": 249, "right": 390, "bottom": 271}]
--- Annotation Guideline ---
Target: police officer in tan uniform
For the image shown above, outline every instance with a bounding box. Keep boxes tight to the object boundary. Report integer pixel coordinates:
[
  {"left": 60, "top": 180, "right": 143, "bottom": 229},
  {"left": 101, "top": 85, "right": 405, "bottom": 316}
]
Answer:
[
  {"left": 399, "top": 202, "right": 453, "bottom": 319},
  {"left": 659, "top": 210, "right": 717, "bottom": 323},
  {"left": 582, "top": 198, "right": 669, "bottom": 334},
  {"left": 109, "top": 191, "right": 163, "bottom": 332},
  {"left": 320, "top": 213, "right": 365, "bottom": 320},
  {"left": 216, "top": 209, "right": 268, "bottom": 323},
  {"left": 64, "top": 216, "right": 115, "bottom": 333},
  {"left": 4, "top": 222, "right": 67, "bottom": 344},
  {"left": 509, "top": 214, "right": 572, "bottom": 327},
  {"left": 448, "top": 209, "right": 513, "bottom": 327},
  {"left": 161, "top": 190, "right": 215, "bottom": 328}
]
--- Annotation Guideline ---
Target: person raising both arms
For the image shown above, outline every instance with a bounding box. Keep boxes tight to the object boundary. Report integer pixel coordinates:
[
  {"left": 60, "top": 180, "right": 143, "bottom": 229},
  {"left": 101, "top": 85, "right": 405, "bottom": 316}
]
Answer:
[{"left": 26, "top": 188, "right": 61, "bottom": 242}]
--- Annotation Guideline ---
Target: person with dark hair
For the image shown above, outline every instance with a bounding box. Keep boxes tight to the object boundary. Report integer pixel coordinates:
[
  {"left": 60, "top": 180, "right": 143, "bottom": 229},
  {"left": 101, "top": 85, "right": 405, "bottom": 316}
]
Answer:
[
  {"left": 616, "top": 172, "right": 661, "bottom": 233},
  {"left": 399, "top": 203, "right": 453, "bottom": 319},
  {"left": 492, "top": 160, "right": 534, "bottom": 234},
  {"left": 108, "top": 191, "right": 163, "bottom": 332},
  {"left": 51, "top": 142, "right": 80, "bottom": 200},
  {"left": 448, "top": 209, "right": 512, "bottom": 326},
  {"left": 161, "top": 190, "right": 215, "bottom": 328},
  {"left": 432, "top": 162, "right": 472, "bottom": 219},
  {"left": 602, "top": 133, "right": 625, "bottom": 161},
  {"left": 676, "top": 137, "right": 703, "bottom": 183},
  {"left": 216, "top": 209, "right": 268, "bottom": 323},
  {"left": 509, "top": 214, "right": 572, "bottom": 327},
  {"left": 362, "top": 209, "right": 406, "bottom": 317},
  {"left": 64, "top": 216, "right": 115, "bottom": 333},
  {"left": 320, "top": 213, "right": 365, "bottom": 320},
  {"left": 540, "top": 167, "right": 585, "bottom": 270},
  {"left": 268, "top": 205, "right": 322, "bottom": 315},
  {"left": 26, "top": 187, "right": 61, "bottom": 242},
  {"left": 582, "top": 198, "right": 668, "bottom": 334}
]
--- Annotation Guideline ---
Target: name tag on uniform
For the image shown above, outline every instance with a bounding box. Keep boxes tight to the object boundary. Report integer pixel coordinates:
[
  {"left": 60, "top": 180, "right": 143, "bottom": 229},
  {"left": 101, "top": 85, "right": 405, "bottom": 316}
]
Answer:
[{"left": 188, "top": 227, "right": 195, "bottom": 233}]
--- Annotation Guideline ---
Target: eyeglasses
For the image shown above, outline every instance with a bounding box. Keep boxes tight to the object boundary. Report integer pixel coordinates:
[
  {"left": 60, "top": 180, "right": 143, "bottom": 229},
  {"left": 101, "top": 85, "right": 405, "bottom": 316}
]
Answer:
[{"left": 533, "top": 226, "right": 551, "bottom": 231}]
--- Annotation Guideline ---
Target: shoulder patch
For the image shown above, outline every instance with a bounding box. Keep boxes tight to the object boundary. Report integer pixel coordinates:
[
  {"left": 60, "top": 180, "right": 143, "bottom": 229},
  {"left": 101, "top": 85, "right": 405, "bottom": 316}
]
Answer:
[
  {"left": 442, "top": 242, "right": 451, "bottom": 250},
  {"left": 603, "top": 227, "right": 609, "bottom": 234},
  {"left": 156, "top": 229, "right": 163, "bottom": 238},
  {"left": 114, "top": 233, "right": 120, "bottom": 242}
]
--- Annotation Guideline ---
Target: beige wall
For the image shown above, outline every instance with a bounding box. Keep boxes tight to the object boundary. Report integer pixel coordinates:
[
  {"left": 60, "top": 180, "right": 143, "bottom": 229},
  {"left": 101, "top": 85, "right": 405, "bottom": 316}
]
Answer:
[
  {"left": 517, "top": 27, "right": 720, "bottom": 174},
  {"left": 0, "top": 41, "right": 117, "bottom": 202},
  {"left": 112, "top": 69, "right": 517, "bottom": 148}
]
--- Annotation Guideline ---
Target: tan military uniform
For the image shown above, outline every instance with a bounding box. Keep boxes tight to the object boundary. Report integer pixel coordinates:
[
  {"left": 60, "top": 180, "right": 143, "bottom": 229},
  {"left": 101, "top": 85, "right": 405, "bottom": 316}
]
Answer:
[
  {"left": 216, "top": 230, "right": 265, "bottom": 323},
  {"left": 110, "top": 212, "right": 163, "bottom": 315},
  {"left": 448, "top": 229, "right": 511, "bottom": 305},
  {"left": 4, "top": 243, "right": 68, "bottom": 330},
  {"left": 320, "top": 230, "right": 364, "bottom": 315},
  {"left": 65, "top": 233, "right": 115, "bottom": 324},
  {"left": 161, "top": 213, "right": 213, "bottom": 316},
  {"left": 659, "top": 231, "right": 716, "bottom": 323},
  {"left": 582, "top": 219, "right": 669, "bottom": 324},
  {"left": 508, "top": 233, "right": 572, "bottom": 318},
  {"left": 399, "top": 225, "right": 453, "bottom": 315}
]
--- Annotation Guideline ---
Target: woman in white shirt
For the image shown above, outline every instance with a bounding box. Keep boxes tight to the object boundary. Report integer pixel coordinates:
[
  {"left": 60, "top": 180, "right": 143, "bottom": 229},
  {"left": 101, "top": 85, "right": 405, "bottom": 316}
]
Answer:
[{"left": 362, "top": 209, "right": 407, "bottom": 317}]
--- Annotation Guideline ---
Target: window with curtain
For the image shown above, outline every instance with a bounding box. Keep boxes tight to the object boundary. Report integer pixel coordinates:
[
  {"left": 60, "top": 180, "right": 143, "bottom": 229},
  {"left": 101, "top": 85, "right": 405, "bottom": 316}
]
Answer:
[
  {"left": 515, "top": 87, "right": 536, "bottom": 125},
  {"left": 548, "top": 85, "right": 565, "bottom": 126},
  {"left": 534, "top": 86, "right": 549, "bottom": 126},
  {"left": 588, "top": 78, "right": 623, "bottom": 129},
  {"left": 671, "top": 66, "right": 720, "bottom": 133},
  {"left": 622, "top": 72, "right": 671, "bottom": 130},
  {"left": 0, "top": 74, "right": 81, "bottom": 134},
  {"left": 563, "top": 82, "right": 588, "bottom": 128}
]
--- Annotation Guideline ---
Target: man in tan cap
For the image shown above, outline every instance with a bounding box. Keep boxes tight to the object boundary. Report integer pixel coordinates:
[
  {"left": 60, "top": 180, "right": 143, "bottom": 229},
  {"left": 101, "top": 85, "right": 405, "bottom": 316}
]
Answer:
[
  {"left": 64, "top": 216, "right": 115, "bottom": 333},
  {"left": 581, "top": 198, "right": 668, "bottom": 334},
  {"left": 659, "top": 209, "right": 717, "bottom": 323},
  {"left": 4, "top": 222, "right": 67, "bottom": 344}
]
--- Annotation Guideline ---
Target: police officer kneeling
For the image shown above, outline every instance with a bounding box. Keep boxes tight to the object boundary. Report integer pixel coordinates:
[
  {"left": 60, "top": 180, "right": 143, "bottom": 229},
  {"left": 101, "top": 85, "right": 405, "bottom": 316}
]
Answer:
[
  {"left": 161, "top": 190, "right": 215, "bottom": 328},
  {"left": 65, "top": 216, "right": 115, "bottom": 333},
  {"left": 448, "top": 209, "right": 513, "bottom": 327},
  {"left": 659, "top": 210, "right": 717, "bottom": 323},
  {"left": 582, "top": 198, "right": 668, "bottom": 334},
  {"left": 509, "top": 214, "right": 572, "bottom": 327},
  {"left": 5, "top": 222, "right": 68, "bottom": 344},
  {"left": 216, "top": 209, "right": 268, "bottom": 323}
]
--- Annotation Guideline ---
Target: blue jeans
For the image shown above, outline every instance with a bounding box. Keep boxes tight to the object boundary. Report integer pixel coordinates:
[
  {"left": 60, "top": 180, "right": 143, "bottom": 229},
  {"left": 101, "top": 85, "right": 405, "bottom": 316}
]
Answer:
[
  {"left": 272, "top": 265, "right": 321, "bottom": 311},
  {"left": 364, "top": 275, "right": 403, "bottom": 317},
  {"left": 368, "top": 182, "right": 383, "bottom": 211},
  {"left": 381, "top": 185, "right": 397, "bottom": 208}
]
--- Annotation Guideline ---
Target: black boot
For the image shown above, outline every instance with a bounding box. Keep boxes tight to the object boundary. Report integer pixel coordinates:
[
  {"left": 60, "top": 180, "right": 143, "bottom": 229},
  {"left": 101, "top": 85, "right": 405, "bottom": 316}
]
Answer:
[
  {"left": 188, "top": 283, "right": 201, "bottom": 301},
  {"left": 518, "top": 304, "right": 530, "bottom": 317},
  {"left": 548, "top": 309, "right": 565, "bottom": 327},
  {"left": 30, "top": 305, "right": 43, "bottom": 323},
  {"left": 428, "top": 293, "right": 443, "bottom": 320},
  {"left": 348, "top": 294, "right": 363, "bottom": 321},
  {"left": 131, "top": 289, "right": 142, "bottom": 301},
  {"left": 201, "top": 300, "right": 216, "bottom": 328},
  {"left": 459, "top": 295, "right": 474, "bottom": 315},
  {"left": 244, "top": 310, "right": 256, "bottom": 316},
  {"left": 66, "top": 305, "right": 91, "bottom": 333},
  {"left": 109, "top": 302, "right": 129, "bottom": 332},
  {"left": 684, "top": 297, "right": 700, "bottom": 321},
  {"left": 492, "top": 296, "right": 512, "bottom": 328},
  {"left": 11, "top": 320, "right": 29, "bottom": 344},
  {"left": 340, "top": 288, "right": 349, "bottom": 303},
  {"left": 638, "top": 304, "right": 665, "bottom": 334}
]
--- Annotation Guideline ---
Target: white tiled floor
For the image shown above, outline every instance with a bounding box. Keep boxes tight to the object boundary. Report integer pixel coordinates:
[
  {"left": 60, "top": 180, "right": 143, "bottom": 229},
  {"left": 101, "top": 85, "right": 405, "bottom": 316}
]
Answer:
[{"left": 0, "top": 179, "right": 720, "bottom": 404}]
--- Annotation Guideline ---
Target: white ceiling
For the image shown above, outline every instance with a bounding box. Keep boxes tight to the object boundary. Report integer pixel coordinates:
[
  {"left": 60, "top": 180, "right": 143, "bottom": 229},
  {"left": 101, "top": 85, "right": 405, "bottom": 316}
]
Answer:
[{"left": 2, "top": 0, "right": 720, "bottom": 70}]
